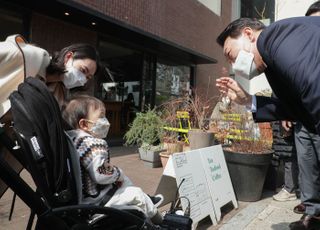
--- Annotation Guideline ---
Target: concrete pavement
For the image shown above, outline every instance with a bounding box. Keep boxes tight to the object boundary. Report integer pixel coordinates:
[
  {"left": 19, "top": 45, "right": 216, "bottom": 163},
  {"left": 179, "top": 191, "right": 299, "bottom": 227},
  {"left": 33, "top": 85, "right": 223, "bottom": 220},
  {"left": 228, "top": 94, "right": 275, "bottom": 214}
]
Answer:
[
  {"left": 0, "top": 146, "right": 303, "bottom": 229},
  {"left": 219, "top": 192, "right": 301, "bottom": 230}
]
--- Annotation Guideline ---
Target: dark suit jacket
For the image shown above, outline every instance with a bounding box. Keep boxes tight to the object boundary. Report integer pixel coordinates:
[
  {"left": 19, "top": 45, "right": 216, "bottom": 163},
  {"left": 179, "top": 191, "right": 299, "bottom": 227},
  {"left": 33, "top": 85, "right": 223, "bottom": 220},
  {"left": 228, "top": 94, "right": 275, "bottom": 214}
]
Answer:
[{"left": 254, "top": 16, "right": 320, "bottom": 134}]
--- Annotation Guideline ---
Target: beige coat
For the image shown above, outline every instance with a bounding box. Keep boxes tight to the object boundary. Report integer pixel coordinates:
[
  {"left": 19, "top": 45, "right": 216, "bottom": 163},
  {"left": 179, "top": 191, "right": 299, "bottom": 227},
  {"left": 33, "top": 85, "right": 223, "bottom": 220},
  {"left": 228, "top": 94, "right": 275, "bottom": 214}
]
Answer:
[{"left": 0, "top": 34, "right": 50, "bottom": 118}]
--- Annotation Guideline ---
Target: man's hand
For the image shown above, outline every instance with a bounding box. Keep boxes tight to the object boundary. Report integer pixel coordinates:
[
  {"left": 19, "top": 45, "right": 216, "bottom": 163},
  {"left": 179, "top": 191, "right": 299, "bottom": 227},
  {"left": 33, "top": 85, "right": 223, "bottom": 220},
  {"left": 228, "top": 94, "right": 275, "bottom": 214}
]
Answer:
[
  {"left": 281, "top": 120, "right": 292, "bottom": 132},
  {"left": 216, "top": 77, "right": 252, "bottom": 106}
]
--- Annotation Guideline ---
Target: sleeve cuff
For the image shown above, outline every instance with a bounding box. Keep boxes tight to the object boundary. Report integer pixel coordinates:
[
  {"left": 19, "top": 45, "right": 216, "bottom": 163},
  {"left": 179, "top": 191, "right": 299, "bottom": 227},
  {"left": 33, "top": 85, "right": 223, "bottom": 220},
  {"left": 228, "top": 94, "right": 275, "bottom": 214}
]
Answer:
[{"left": 246, "top": 95, "right": 257, "bottom": 112}]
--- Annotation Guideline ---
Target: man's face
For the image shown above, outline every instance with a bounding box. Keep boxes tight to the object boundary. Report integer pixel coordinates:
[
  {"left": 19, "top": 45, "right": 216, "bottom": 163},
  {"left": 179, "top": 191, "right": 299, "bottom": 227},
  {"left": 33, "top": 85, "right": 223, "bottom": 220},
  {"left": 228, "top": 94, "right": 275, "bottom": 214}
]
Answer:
[
  {"left": 310, "top": 12, "right": 320, "bottom": 16},
  {"left": 223, "top": 35, "right": 247, "bottom": 64},
  {"left": 223, "top": 28, "right": 266, "bottom": 74}
]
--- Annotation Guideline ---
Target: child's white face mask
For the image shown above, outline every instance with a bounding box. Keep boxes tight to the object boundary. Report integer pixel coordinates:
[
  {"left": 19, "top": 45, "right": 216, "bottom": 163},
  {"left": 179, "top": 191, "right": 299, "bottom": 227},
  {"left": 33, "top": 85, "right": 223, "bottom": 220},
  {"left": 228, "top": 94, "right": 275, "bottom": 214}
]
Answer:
[{"left": 89, "top": 117, "right": 110, "bottom": 139}]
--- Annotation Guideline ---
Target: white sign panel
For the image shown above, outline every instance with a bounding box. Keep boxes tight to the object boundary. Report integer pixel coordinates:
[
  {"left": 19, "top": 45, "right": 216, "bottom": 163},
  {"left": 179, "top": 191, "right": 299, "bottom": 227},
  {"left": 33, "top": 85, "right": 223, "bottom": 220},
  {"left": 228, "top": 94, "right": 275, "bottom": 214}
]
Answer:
[
  {"left": 172, "top": 151, "right": 216, "bottom": 226},
  {"left": 156, "top": 145, "right": 238, "bottom": 228},
  {"left": 200, "top": 145, "right": 238, "bottom": 221}
]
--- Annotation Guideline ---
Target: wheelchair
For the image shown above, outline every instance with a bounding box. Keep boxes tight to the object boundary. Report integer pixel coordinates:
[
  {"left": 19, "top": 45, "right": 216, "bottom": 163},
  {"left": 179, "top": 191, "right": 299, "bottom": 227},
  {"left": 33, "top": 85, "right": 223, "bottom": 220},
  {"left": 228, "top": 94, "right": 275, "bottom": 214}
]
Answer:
[{"left": 0, "top": 77, "right": 159, "bottom": 229}]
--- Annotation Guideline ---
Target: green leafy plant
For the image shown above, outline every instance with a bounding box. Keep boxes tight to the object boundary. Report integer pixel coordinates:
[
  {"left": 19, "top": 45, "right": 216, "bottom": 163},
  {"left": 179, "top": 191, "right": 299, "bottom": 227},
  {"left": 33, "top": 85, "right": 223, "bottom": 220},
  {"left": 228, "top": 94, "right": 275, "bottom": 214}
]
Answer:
[{"left": 124, "top": 108, "right": 165, "bottom": 150}]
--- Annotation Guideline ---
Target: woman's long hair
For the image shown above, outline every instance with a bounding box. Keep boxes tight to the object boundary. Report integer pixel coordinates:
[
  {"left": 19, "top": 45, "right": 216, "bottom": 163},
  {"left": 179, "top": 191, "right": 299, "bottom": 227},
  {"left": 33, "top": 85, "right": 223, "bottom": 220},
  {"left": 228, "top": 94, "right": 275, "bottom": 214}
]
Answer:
[{"left": 46, "top": 43, "right": 100, "bottom": 76}]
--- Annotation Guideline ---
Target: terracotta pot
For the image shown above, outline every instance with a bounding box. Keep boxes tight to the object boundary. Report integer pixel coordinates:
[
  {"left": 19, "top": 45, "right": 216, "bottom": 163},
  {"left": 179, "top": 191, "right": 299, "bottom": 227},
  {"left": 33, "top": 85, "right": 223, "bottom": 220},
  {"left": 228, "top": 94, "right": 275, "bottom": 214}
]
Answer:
[
  {"left": 163, "top": 141, "right": 184, "bottom": 154},
  {"left": 183, "top": 144, "right": 191, "bottom": 152},
  {"left": 159, "top": 152, "right": 170, "bottom": 168}
]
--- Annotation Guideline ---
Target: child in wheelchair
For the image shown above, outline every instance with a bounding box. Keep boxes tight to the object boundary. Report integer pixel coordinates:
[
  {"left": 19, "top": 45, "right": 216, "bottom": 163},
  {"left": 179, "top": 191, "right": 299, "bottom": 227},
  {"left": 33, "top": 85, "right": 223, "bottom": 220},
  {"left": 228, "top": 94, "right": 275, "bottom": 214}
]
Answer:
[{"left": 62, "top": 95, "right": 163, "bottom": 225}]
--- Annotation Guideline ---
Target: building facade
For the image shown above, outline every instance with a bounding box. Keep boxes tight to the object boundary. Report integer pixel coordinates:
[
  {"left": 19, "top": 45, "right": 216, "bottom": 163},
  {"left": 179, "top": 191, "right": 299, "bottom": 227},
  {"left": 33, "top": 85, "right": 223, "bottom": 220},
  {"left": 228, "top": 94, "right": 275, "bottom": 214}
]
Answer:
[
  {"left": 1, "top": 0, "right": 317, "bottom": 141},
  {"left": 0, "top": 0, "right": 235, "bottom": 140}
]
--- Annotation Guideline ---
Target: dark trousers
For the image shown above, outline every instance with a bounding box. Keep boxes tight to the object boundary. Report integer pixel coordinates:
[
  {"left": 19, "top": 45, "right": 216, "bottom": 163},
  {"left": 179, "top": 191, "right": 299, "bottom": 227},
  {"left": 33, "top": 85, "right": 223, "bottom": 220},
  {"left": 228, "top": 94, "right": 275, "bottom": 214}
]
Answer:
[
  {"left": 283, "top": 157, "right": 299, "bottom": 193},
  {"left": 295, "top": 123, "right": 320, "bottom": 216}
]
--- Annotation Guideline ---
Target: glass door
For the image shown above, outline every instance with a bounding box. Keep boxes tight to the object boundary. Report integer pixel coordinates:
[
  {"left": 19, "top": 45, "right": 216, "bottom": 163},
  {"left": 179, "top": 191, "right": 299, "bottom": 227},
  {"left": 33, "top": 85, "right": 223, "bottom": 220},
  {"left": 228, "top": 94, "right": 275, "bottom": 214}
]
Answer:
[
  {"left": 155, "top": 58, "right": 191, "bottom": 106},
  {"left": 96, "top": 40, "right": 143, "bottom": 138}
]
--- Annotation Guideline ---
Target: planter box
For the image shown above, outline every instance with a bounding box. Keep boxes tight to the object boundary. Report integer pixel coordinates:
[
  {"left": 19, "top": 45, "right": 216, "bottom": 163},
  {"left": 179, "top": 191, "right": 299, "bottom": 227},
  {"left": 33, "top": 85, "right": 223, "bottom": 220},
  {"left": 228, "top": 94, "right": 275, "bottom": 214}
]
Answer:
[
  {"left": 138, "top": 147, "right": 164, "bottom": 168},
  {"left": 224, "top": 150, "right": 273, "bottom": 201}
]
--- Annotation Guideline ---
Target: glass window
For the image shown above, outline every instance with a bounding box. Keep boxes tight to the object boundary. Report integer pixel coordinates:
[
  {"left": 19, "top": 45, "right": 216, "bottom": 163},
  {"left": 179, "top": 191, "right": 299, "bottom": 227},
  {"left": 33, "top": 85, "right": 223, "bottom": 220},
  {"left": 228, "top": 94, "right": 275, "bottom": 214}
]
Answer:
[
  {"left": 241, "top": 0, "right": 275, "bottom": 25},
  {"left": 155, "top": 59, "right": 191, "bottom": 106},
  {"left": 96, "top": 40, "right": 143, "bottom": 137},
  {"left": 197, "top": 0, "right": 221, "bottom": 16},
  {"left": 97, "top": 40, "right": 142, "bottom": 105},
  {"left": 140, "top": 54, "right": 156, "bottom": 110}
]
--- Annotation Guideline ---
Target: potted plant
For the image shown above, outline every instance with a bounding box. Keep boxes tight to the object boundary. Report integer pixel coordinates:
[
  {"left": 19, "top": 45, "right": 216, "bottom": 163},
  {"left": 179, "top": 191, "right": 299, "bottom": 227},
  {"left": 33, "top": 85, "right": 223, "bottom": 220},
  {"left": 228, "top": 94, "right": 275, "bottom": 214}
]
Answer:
[
  {"left": 158, "top": 99, "right": 189, "bottom": 167},
  {"left": 124, "top": 108, "right": 165, "bottom": 168},
  {"left": 213, "top": 102, "right": 273, "bottom": 202},
  {"left": 158, "top": 90, "right": 218, "bottom": 151},
  {"left": 159, "top": 134, "right": 184, "bottom": 168},
  {"left": 186, "top": 89, "right": 217, "bottom": 150}
]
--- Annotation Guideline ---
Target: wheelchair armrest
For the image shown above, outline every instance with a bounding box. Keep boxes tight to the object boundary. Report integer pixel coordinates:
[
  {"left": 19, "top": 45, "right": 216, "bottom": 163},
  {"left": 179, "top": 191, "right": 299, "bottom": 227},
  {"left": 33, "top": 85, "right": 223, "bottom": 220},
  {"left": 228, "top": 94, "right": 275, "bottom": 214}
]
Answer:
[{"left": 37, "top": 204, "right": 156, "bottom": 230}]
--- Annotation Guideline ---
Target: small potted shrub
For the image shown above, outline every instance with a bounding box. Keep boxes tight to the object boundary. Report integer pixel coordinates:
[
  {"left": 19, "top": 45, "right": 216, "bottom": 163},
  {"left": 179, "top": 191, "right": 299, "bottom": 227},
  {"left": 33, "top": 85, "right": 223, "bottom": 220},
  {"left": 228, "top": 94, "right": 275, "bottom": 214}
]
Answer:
[
  {"left": 158, "top": 90, "right": 218, "bottom": 151},
  {"left": 158, "top": 99, "right": 189, "bottom": 167},
  {"left": 158, "top": 132, "right": 185, "bottom": 168},
  {"left": 124, "top": 108, "right": 165, "bottom": 168},
  {"left": 186, "top": 90, "right": 217, "bottom": 150}
]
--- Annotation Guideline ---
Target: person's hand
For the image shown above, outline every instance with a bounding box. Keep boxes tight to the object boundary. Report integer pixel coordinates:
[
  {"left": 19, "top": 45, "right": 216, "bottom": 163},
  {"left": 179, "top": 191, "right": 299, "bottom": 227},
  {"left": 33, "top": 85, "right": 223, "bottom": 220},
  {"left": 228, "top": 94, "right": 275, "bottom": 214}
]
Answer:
[
  {"left": 103, "top": 162, "right": 114, "bottom": 172},
  {"left": 281, "top": 120, "right": 292, "bottom": 132},
  {"left": 115, "top": 180, "right": 123, "bottom": 188},
  {"left": 216, "top": 77, "right": 252, "bottom": 106},
  {"left": 115, "top": 171, "right": 124, "bottom": 187}
]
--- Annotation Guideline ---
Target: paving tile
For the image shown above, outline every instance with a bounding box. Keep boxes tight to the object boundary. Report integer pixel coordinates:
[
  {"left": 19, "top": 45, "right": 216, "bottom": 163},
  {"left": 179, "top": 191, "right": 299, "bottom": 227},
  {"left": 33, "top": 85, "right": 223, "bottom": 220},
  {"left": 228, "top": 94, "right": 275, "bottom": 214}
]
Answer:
[{"left": 0, "top": 146, "right": 301, "bottom": 230}]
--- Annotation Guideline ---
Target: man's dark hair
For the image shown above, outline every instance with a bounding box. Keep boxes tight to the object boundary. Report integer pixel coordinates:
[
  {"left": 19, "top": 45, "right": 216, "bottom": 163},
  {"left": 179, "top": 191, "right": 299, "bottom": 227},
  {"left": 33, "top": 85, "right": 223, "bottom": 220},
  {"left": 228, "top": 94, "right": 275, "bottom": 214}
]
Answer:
[
  {"left": 306, "top": 1, "right": 320, "bottom": 16},
  {"left": 216, "top": 18, "right": 266, "bottom": 47}
]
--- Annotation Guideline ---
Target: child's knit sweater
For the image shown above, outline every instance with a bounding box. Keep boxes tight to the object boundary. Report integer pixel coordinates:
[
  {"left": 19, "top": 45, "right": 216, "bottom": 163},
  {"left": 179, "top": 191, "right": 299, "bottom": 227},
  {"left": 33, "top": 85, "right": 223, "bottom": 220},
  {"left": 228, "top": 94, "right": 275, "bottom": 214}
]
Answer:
[{"left": 68, "top": 129, "right": 123, "bottom": 205}]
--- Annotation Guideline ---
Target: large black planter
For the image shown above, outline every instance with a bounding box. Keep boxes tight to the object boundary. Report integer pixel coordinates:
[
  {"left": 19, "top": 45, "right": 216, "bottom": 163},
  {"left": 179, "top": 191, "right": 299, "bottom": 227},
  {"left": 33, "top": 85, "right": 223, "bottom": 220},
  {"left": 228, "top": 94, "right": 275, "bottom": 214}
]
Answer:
[{"left": 224, "top": 150, "right": 273, "bottom": 202}]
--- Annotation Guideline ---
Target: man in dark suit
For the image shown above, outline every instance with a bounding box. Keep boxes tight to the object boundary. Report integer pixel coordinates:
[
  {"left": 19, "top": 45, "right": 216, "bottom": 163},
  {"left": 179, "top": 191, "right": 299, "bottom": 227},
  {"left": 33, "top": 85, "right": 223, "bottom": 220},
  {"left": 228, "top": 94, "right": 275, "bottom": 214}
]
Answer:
[
  {"left": 291, "top": 0, "right": 320, "bottom": 219},
  {"left": 215, "top": 16, "right": 320, "bottom": 230}
]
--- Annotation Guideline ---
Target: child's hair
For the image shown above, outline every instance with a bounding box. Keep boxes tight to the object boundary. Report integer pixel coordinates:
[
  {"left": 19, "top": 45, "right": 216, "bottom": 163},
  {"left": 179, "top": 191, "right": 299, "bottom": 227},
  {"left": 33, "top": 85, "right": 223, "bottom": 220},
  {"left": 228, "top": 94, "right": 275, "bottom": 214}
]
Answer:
[{"left": 62, "top": 95, "right": 105, "bottom": 129}]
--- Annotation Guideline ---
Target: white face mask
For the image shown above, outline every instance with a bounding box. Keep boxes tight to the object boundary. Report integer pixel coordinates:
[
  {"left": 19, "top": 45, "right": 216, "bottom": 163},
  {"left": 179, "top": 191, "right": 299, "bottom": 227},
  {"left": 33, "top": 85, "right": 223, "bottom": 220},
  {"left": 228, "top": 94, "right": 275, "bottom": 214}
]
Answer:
[
  {"left": 89, "top": 117, "right": 110, "bottom": 139},
  {"left": 63, "top": 61, "right": 87, "bottom": 89},
  {"left": 232, "top": 50, "right": 260, "bottom": 79}
]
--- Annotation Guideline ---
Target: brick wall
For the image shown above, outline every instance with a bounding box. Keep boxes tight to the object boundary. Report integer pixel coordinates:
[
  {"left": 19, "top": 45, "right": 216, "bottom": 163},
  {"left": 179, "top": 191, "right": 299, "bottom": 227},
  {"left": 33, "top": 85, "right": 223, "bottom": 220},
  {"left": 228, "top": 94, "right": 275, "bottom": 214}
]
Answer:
[
  {"left": 73, "top": 0, "right": 224, "bottom": 57},
  {"left": 196, "top": 0, "right": 233, "bottom": 101},
  {"left": 30, "top": 0, "right": 233, "bottom": 99},
  {"left": 72, "top": 0, "right": 232, "bottom": 99},
  {"left": 30, "top": 13, "right": 98, "bottom": 95},
  {"left": 30, "top": 13, "right": 97, "bottom": 54}
]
